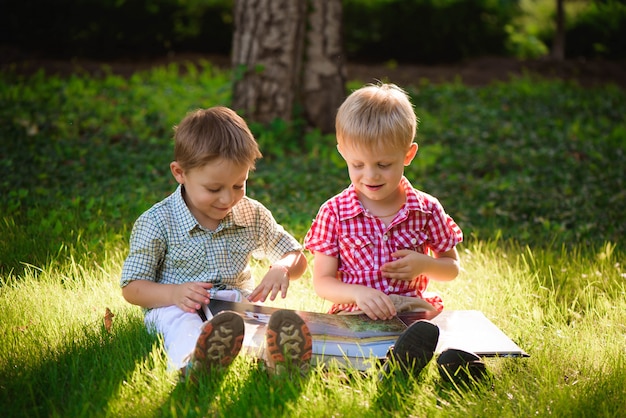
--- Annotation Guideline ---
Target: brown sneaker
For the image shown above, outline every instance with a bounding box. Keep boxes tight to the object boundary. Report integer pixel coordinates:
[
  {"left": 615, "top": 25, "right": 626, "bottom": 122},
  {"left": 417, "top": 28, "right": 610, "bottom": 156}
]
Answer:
[
  {"left": 265, "top": 310, "right": 312, "bottom": 375},
  {"left": 188, "top": 311, "right": 244, "bottom": 378}
]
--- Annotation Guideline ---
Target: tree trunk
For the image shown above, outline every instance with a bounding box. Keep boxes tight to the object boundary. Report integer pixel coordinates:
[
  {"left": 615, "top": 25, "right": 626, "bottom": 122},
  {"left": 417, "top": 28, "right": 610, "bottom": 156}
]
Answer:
[
  {"left": 231, "top": 0, "right": 306, "bottom": 125},
  {"left": 302, "top": 0, "right": 347, "bottom": 133},
  {"left": 551, "top": 0, "right": 566, "bottom": 61},
  {"left": 231, "top": 0, "right": 346, "bottom": 134}
]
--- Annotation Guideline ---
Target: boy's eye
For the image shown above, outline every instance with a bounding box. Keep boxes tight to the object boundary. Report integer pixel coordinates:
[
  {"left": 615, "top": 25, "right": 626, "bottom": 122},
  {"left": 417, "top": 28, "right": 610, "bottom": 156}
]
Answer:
[
  {"left": 234, "top": 185, "right": 244, "bottom": 190},
  {"left": 378, "top": 163, "right": 391, "bottom": 168}
]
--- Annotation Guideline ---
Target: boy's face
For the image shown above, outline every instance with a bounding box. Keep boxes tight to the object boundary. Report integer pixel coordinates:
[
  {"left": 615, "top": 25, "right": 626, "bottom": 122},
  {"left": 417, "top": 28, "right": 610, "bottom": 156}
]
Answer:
[
  {"left": 170, "top": 158, "right": 249, "bottom": 229},
  {"left": 338, "top": 141, "right": 417, "bottom": 206}
]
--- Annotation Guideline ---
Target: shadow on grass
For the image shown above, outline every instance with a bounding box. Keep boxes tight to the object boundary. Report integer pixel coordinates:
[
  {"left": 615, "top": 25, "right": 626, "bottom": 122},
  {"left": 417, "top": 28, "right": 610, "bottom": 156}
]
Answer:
[
  {"left": 372, "top": 361, "right": 493, "bottom": 415},
  {"left": 0, "top": 314, "right": 159, "bottom": 417},
  {"left": 162, "top": 358, "right": 311, "bottom": 417},
  {"left": 371, "top": 368, "right": 423, "bottom": 415}
]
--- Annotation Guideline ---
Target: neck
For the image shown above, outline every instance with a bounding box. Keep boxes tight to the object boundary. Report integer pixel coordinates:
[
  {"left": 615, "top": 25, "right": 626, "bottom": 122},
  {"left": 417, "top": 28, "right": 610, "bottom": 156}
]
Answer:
[{"left": 359, "top": 185, "right": 406, "bottom": 218}]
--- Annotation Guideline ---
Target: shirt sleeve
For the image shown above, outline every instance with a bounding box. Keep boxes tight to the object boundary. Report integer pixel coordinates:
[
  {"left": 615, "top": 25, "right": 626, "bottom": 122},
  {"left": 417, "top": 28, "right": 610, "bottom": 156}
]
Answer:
[
  {"left": 424, "top": 199, "right": 463, "bottom": 254},
  {"left": 304, "top": 201, "right": 340, "bottom": 257},
  {"left": 120, "top": 212, "right": 166, "bottom": 288},
  {"left": 253, "top": 202, "right": 302, "bottom": 263}
]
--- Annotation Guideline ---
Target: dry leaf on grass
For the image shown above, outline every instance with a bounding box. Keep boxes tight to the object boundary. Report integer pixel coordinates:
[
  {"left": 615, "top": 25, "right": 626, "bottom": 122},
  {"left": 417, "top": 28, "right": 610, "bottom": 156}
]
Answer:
[{"left": 104, "top": 308, "right": 115, "bottom": 333}]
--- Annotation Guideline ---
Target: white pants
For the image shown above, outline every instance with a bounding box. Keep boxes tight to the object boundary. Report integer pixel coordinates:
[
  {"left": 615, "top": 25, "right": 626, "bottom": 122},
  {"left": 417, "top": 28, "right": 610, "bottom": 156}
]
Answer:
[{"left": 144, "top": 305, "right": 213, "bottom": 371}]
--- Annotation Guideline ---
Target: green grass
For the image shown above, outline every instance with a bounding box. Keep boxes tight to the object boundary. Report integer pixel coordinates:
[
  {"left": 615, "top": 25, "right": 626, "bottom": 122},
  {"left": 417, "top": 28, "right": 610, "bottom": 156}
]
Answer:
[
  {"left": 2, "top": 241, "right": 624, "bottom": 417},
  {"left": 1, "top": 61, "right": 625, "bottom": 417}
]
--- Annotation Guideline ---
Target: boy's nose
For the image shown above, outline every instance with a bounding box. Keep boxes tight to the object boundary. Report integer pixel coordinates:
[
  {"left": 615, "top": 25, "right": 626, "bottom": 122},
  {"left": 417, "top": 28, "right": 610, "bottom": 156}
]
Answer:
[
  {"left": 219, "top": 190, "right": 234, "bottom": 205},
  {"left": 365, "top": 166, "right": 379, "bottom": 180}
]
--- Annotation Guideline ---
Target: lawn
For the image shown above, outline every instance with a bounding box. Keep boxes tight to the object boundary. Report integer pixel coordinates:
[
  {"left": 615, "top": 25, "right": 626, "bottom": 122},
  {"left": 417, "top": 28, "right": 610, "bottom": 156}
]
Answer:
[{"left": 1, "top": 61, "right": 625, "bottom": 417}]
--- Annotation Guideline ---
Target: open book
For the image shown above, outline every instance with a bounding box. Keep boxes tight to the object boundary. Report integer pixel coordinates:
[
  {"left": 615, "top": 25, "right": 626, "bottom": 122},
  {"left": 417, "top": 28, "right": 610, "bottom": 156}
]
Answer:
[{"left": 205, "top": 299, "right": 528, "bottom": 371}]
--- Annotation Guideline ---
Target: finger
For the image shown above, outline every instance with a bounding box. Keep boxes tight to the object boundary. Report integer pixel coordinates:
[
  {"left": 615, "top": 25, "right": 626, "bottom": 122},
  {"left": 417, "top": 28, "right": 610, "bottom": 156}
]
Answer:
[
  {"left": 361, "top": 299, "right": 387, "bottom": 320},
  {"left": 248, "top": 287, "right": 260, "bottom": 301},
  {"left": 192, "top": 298, "right": 203, "bottom": 310},
  {"left": 391, "top": 249, "right": 411, "bottom": 258},
  {"left": 183, "top": 298, "right": 200, "bottom": 313},
  {"left": 268, "top": 284, "right": 282, "bottom": 301},
  {"left": 249, "top": 288, "right": 267, "bottom": 303},
  {"left": 373, "top": 298, "right": 396, "bottom": 320},
  {"left": 361, "top": 305, "right": 379, "bottom": 320},
  {"left": 268, "top": 281, "right": 288, "bottom": 300},
  {"left": 371, "top": 306, "right": 392, "bottom": 320},
  {"left": 198, "top": 282, "right": 214, "bottom": 290},
  {"left": 189, "top": 289, "right": 209, "bottom": 305},
  {"left": 381, "top": 260, "right": 403, "bottom": 272}
]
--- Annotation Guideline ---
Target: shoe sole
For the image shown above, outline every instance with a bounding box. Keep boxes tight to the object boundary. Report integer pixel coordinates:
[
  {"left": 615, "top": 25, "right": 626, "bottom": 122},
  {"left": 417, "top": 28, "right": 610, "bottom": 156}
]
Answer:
[
  {"left": 391, "top": 319, "right": 439, "bottom": 374},
  {"left": 265, "top": 310, "right": 312, "bottom": 373},
  {"left": 192, "top": 310, "right": 244, "bottom": 372}
]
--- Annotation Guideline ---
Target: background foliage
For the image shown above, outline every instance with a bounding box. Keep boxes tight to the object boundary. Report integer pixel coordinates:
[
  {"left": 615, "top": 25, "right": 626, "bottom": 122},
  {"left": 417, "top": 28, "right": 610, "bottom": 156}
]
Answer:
[
  {"left": 1, "top": 13, "right": 625, "bottom": 414},
  {"left": 2, "top": 0, "right": 625, "bottom": 62},
  {"left": 1, "top": 63, "right": 624, "bottom": 275}
]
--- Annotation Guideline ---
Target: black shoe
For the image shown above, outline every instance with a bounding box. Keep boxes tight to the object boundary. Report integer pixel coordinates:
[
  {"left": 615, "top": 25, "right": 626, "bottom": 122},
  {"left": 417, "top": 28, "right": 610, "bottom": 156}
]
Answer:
[
  {"left": 437, "top": 348, "right": 487, "bottom": 383},
  {"left": 387, "top": 320, "right": 439, "bottom": 376}
]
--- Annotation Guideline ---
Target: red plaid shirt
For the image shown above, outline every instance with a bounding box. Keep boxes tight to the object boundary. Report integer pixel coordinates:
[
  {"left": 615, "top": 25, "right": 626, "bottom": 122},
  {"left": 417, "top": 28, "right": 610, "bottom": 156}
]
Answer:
[{"left": 304, "top": 177, "right": 463, "bottom": 313}]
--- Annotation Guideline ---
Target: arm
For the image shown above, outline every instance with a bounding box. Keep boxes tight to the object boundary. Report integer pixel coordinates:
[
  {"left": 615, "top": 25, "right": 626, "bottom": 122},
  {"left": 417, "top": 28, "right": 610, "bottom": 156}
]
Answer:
[
  {"left": 312, "top": 252, "right": 396, "bottom": 320},
  {"left": 380, "top": 247, "right": 460, "bottom": 282},
  {"left": 248, "top": 250, "right": 307, "bottom": 302},
  {"left": 120, "top": 212, "right": 216, "bottom": 313},
  {"left": 122, "top": 280, "right": 214, "bottom": 313}
]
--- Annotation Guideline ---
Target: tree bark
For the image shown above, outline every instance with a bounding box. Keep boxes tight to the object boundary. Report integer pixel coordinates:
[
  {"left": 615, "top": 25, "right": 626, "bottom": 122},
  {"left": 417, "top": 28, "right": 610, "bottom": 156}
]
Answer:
[
  {"left": 302, "top": 0, "right": 347, "bottom": 133},
  {"left": 551, "top": 0, "right": 566, "bottom": 61},
  {"left": 231, "top": 0, "right": 346, "bottom": 134}
]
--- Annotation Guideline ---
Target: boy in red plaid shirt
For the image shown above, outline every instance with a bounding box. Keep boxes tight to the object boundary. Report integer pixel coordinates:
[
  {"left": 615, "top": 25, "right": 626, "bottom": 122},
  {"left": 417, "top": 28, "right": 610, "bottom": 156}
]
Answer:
[{"left": 304, "top": 83, "right": 463, "bottom": 376}]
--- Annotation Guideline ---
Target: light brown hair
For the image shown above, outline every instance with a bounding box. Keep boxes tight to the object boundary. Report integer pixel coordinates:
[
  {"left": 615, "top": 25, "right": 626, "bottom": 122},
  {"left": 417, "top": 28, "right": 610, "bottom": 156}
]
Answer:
[{"left": 173, "top": 107, "right": 262, "bottom": 171}]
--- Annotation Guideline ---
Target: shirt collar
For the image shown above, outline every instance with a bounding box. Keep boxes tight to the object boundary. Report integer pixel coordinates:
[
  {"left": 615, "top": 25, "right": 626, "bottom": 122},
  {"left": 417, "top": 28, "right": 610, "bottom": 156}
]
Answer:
[
  {"left": 173, "top": 185, "right": 251, "bottom": 234},
  {"left": 401, "top": 177, "right": 433, "bottom": 214},
  {"left": 172, "top": 185, "right": 199, "bottom": 234},
  {"left": 337, "top": 177, "right": 432, "bottom": 221}
]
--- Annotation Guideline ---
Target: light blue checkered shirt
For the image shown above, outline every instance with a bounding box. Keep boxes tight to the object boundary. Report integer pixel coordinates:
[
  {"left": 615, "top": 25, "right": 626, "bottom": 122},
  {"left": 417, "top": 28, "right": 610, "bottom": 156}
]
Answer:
[{"left": 120, "top": 185, "right": 302, "bottom": 296}]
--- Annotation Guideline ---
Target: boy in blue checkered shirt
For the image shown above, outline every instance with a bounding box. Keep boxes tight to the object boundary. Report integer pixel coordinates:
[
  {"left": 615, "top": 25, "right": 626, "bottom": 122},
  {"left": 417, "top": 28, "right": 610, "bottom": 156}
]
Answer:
[{"left": 121, "top": 107, "right": 312, "bottom": 381}]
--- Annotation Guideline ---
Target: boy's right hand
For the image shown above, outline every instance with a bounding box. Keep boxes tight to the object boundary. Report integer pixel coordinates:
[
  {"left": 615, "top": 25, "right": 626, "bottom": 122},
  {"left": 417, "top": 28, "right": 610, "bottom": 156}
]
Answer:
[
  {"left": 172, "top": 282, "right": 213, "bottom": 313},
  {"left": 353, "top": 286, "right": 396, "bottom": 320}
]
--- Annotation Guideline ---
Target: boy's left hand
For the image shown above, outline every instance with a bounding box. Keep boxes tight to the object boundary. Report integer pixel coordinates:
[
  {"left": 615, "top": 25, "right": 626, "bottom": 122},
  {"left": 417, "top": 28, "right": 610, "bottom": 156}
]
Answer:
[
  {"left": 380, "top": 250, "right": 430, "bottom": 281},
  {"left": 248, "top": 268, "right": 290, "bottom": 302}
]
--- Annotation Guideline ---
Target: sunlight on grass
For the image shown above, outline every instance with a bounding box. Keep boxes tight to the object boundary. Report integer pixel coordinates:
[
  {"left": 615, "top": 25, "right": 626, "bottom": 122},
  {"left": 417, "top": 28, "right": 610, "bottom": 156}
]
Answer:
[
  {"left": 2, "top": 239, "right": 625, "bottom": 417},
  {"left": 1, "top": 61, "right": 625, "bottom": 416}
]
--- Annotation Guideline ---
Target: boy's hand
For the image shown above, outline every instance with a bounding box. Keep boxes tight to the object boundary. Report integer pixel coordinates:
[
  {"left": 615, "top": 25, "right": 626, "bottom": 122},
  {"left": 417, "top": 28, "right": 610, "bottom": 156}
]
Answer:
[
  {"left": 172, "top": 282, "right": 213, "bottom": 313},
  {"left": 354, "top": 286, "right": 396, "bottom": 320},
  {"left": 380, "top": 250, "right": 431, "bottom": 281},
  {"left": 248, "top": 268, "right": 290, "bottom": 302}
]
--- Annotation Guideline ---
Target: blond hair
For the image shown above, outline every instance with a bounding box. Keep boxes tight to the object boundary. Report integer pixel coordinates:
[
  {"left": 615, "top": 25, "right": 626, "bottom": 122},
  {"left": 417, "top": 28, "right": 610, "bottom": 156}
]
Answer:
[
  {"left": 335, "top": 83, "right": 417, "bottom": 152},
  {"left": 173, "top": 107, "right": 262, "bottom": 171}
]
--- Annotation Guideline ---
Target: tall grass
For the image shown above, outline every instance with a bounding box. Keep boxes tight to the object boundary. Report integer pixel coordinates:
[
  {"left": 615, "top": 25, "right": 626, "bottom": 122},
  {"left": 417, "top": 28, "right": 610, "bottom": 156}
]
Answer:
[
  {"left": 1, "top": 240, "right": 624, "bottom": 417},
  {"left": 1, "top": 62, "right": 625, "bottom": 416}
]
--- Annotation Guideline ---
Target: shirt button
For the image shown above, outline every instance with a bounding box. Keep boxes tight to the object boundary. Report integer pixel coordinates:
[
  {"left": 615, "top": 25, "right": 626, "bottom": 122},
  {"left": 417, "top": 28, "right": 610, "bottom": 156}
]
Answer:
[
  {"left": 387, "top": 286, "right": 394, "bottom": 292},
  {"left": 411, "top": 238, "right": 417, "bottom": 244},
  {"left": 382, "top": 235, "right": 388, "bottom": 241},
  {"left": 355, "top": 239, "right": 361, "bottom": 245}
]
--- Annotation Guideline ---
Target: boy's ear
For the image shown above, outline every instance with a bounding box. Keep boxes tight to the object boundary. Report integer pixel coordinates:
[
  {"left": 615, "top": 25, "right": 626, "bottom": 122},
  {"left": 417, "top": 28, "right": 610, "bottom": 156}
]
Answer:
[
  {"left": 336, "top": 143, "right": 343, "bottom": 157},
  {"left": 170, "top": 161, "right": 185, "bottom": 184},
  {"left": 404, "top": 142, "right": 418, "bottom": 166}
]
